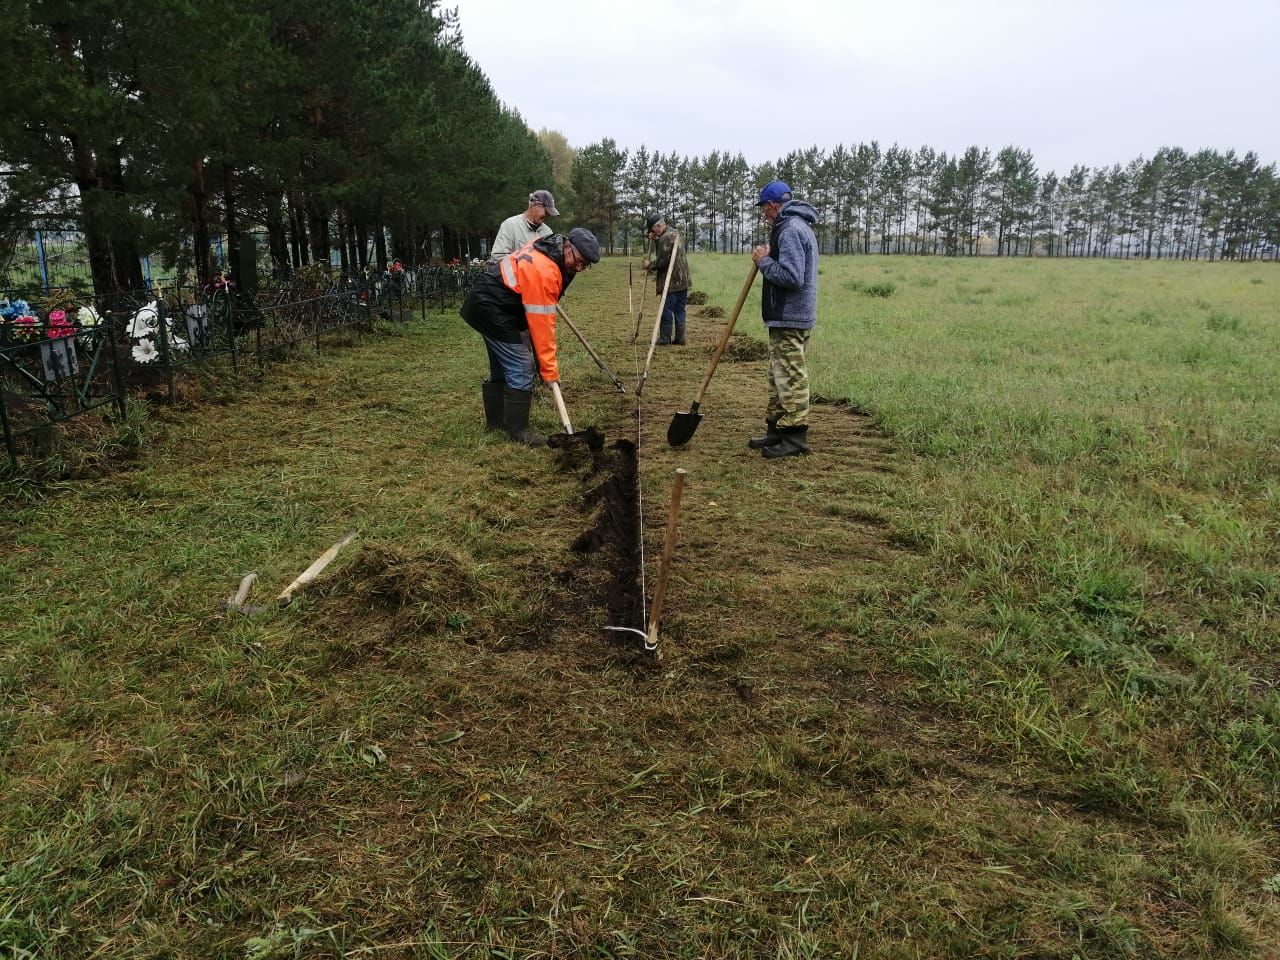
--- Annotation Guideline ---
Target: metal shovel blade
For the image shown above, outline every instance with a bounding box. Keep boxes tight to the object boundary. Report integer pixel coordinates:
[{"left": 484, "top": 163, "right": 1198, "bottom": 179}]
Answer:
[
  {"left": 667, "top": 404, "right": 703, "bottom": 446},
  {"left": 665, "top": 263, "right": 760, "bottom": 449}
]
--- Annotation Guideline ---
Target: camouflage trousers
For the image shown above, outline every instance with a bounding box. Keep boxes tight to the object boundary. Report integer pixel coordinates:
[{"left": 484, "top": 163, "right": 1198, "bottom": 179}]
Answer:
[{"left": 766, "top": 327, "right": 811, "bottom": 428}]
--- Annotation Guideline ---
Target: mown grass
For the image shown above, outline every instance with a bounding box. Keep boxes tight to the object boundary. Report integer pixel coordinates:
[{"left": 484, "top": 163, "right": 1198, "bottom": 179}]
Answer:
[
  {"left": 3, "top": 255, "right": 1279, "bottom": 958},
  {"left": 696, "top": 250, "right": 1280, "bottom": 938}
]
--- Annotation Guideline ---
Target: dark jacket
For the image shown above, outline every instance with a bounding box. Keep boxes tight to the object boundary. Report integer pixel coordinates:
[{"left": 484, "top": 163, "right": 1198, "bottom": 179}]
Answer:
[
  {"left": 650, "top": 228, "right": 690, "bottom": 293},
  {"left": 758, "top": 200, "right": 819, "bottom": 329},
  {"left": 461, "top": 235, "right": 575, "bottom": 380}
]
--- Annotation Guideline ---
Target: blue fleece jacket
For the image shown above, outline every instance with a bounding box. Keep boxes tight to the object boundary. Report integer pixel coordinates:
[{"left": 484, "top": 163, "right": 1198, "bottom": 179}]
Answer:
[{"left": 758, "top": 200, "right": 819, "bottom": 329}]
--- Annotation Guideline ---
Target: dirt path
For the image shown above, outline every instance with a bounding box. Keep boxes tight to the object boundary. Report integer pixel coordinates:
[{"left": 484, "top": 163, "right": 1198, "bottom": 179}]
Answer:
[{"left": 550, "top": 274, "right": 910, "bottom": 693}]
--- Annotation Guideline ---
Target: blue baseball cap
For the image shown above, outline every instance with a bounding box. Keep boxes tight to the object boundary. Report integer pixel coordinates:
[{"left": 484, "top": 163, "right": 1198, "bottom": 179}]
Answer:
[{"left": 755, "top": 180, "right": 793, "bottom": 206}]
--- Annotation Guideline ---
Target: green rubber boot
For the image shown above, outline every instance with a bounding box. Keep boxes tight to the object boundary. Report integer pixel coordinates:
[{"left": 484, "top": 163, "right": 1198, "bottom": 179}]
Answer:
[{"left": 482, "top": 381, "right": 504, "bottom": 431}]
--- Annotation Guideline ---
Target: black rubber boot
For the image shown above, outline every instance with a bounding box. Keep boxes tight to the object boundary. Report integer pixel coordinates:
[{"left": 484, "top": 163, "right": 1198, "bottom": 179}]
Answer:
[
  {"left": 762, "top": 425, "right": 809, "bottom": 459},
  {"left": 747, "top": 418, "right": 782, "bottom": 450},
  {"left": 502, "top": 387, "right": 547, "bottom": 447},
  {"left": 673, "top": 321, "right": 686, "bottom": 345},
  {"left": 482, "top": 381, "right": 504, "bottom": 431}
]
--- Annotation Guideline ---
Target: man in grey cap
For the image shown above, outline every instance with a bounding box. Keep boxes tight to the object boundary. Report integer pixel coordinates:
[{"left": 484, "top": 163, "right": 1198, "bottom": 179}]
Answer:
[
  {"left": 643, "top": 213, "right": 691, "bottom": 345},
  {"left": 461, "top": 227, "right": 600, "bottom": 446},
  {"left": 490, "top": 190, "right": 560, "bottom": 259}
]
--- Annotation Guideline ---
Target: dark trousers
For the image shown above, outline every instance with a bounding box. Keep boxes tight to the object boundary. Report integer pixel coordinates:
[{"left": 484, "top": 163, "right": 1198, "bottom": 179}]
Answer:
[{"left": 659, "top": 289, "right": 688, "bottom": 342}]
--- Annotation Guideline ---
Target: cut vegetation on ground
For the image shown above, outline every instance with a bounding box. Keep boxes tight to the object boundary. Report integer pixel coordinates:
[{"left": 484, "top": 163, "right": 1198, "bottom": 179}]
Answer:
[{"left": 2, "top": 255, "right": 1278, "bottom": 958}]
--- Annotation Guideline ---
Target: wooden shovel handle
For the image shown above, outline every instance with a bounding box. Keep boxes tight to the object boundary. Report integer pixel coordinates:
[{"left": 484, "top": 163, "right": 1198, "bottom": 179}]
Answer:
[
  {"left": 549, "top": 380, "right": 573, "bottom": 434},
  {"left": 645, "top": 468, "right": 687, "bottom": 652},
  {"left": 692, "top": 263, "right": 759, "bottom": 407},
  {"left": 556, "top": 304, "right": 624, "bottom": 392},
  {"left": 637, "top": 233, "right": 682, "bottom": 393},
  {"left": 631, "top": 239, "right": 652, "bottom": 343},
  {"left": 276, "top": 531, "right": 358, "bottom": 604}
]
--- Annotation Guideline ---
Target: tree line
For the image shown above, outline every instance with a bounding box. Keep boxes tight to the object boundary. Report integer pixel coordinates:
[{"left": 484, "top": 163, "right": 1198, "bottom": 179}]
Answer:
[
  {"left": 0, "top": 0, "right": 552, "bottom": 296},
  {"left": 568, "top": 140, "right": 1280, "bottom": 261},
  {"left": 4, "top": 1, "right": 1275, "bottom": 302}
]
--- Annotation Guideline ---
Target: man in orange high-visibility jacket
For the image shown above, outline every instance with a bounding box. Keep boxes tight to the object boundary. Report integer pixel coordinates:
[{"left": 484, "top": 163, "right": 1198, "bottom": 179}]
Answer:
[{"left": 461, "top": 227, "right": 601, "bottom": 446}]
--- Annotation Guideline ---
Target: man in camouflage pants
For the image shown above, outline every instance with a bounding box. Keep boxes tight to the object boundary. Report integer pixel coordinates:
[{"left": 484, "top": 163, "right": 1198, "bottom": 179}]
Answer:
[{"left": 748, "top": 180, "right": 819, "bottom": 459}]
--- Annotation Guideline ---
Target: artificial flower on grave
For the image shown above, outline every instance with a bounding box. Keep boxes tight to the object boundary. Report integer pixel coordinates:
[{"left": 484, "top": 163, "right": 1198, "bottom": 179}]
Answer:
[
  {"left": 128, "top": 301, "right": 159, "bottom": 338},
  {"left": 2, "top": 314, "right": 41, "bottom": 344},
  {"left": 0, "top": 298, "right": 32, "bottom": 321},
  {"left": 132, "top": 337, "right": 159, "bottom": 363},
  {"left": 203, "top": 273, "right": 235, "bottom": 295},
  {"left": 76, "top": 305, "right": 101, "bottom": 328},
  {"left": 125, "top": 300, "right": 189, "bottom": 360},
  {"left": 47, "top": 309, "right": 76, "bottom": 339},
  {"left": 1, "top": 300, "right": 38, "bottom": 344}
]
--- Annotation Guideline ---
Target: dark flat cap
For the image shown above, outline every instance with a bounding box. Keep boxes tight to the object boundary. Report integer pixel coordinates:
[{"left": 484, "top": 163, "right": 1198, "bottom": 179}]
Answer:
[{"left": 566, "top": 227, "right": 600, "bottom": 264}]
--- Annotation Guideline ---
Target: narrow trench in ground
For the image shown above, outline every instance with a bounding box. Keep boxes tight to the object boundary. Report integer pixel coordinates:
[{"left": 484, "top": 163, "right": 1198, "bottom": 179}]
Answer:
[{"left": 558, "top": 435, "right": 645, "bottom": 645}]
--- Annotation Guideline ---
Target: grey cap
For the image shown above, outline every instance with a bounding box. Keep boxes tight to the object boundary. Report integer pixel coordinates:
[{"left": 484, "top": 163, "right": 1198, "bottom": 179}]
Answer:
[
  {"left": 644, "top": 212, "right": 663, "bottom": 231},
  {"left": 529, "top": 190, "right": 559, "bottom": 216},
  {"left": 566, "top": 227, "right": 600, "bottom": 264}
]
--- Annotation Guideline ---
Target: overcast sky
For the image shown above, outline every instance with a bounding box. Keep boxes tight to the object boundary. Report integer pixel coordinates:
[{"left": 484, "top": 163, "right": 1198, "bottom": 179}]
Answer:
[{"left": 453, "top": 0, "right": 1277, "bottom": 178}]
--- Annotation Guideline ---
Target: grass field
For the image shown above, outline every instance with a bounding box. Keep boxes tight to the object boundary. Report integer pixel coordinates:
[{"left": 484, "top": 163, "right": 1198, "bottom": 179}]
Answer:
[{"left": 2, "top": 254, "right": 1278, "bottom": 958}]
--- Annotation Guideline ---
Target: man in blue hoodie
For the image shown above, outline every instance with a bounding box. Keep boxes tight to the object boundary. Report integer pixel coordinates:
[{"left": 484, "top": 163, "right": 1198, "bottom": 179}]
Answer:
[{"left": 748, "top": 180, "right": 819, "bottom": 458}]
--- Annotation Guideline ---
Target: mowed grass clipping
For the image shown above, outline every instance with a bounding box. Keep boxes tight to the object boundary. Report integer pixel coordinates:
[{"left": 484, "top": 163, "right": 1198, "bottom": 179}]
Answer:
[{"left": 2, "top": 254, "right": 1279, "bottom": 958}]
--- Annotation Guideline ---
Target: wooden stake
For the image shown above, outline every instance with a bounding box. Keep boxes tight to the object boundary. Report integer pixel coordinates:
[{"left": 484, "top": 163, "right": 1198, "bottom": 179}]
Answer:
[{"left": 645, "top": 468, "right": 687, "bottom": 654}]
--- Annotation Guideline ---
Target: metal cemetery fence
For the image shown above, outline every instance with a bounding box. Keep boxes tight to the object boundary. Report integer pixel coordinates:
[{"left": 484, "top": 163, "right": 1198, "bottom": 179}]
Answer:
[
  {"left": 0, "top": 298, "right": 127, "bottom": 469},
  {"left": 405, "top": 263, "right": 485, "bottom": 310},
  {"left": 1, "top": 266, "right": 484, "bottom": 472}
]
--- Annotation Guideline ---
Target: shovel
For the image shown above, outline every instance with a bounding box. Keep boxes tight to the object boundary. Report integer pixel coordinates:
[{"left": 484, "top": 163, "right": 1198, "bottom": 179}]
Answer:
[
  {"left": 545, "top": 381, "right": 602, "bottom": 450},
  {"left": 222, "top": 530, "right": 358, "bottom": 616},
  {"left": 666, "top": 263, "right": 759, "bottom": 446}
]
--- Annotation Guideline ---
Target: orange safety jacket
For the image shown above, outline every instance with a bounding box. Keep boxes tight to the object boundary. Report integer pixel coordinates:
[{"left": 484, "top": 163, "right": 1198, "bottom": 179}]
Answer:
[{"left": 498, "top": 240, "right": 565, "bottom": 382}]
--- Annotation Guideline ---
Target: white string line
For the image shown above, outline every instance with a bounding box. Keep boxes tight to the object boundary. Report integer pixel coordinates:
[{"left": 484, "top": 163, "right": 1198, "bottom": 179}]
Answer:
[
  {"left": 630, "top": 276, "right": 649, "bottom": 633},
  {"left": 603, "top": 626, "right": 648, "bottom": 641}
]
